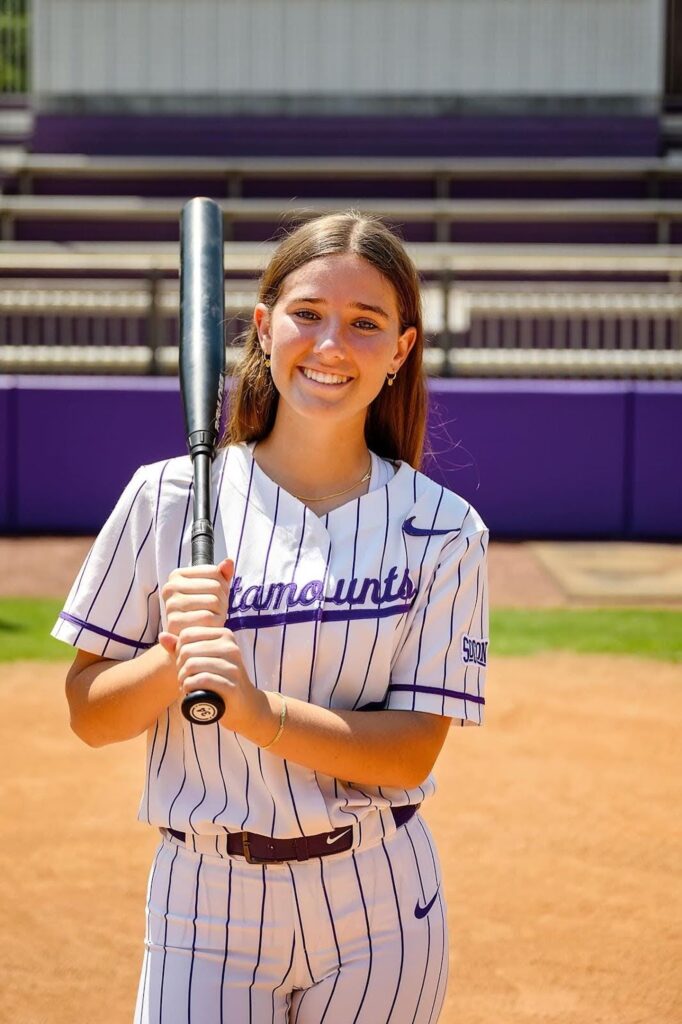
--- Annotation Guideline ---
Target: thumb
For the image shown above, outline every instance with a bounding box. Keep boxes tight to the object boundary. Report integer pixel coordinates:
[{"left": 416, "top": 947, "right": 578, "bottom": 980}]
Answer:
[
  {"left": 219, "top": 557, "right": 234, "bottom": 585},
  {"left": 158, "top": 631, "right": 178, "bottom": 656}
]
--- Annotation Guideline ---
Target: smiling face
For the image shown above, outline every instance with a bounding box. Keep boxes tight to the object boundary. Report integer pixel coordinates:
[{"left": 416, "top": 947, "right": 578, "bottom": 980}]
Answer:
[{"left": 254, "top": 252, "right": 417, "bottom": 430}]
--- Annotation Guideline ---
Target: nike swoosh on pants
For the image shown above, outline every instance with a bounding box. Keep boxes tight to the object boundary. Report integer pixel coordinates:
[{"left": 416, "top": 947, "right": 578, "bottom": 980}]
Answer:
[{"left": 414, "top": 886, "right": 440, "bottom": 919}]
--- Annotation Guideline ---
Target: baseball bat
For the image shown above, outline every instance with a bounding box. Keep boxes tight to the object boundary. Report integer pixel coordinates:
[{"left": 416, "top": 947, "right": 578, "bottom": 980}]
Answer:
[{"left": 178, "top": 197, "right": 227, "bottom": 726}]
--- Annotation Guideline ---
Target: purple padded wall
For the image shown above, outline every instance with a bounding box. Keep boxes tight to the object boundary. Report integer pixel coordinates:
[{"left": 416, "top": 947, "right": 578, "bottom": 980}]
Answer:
[
  {"left": 15, "top": 377, "right": 185, "bottom": 532},
  {"left": 630, "top": 382, "right": 682, "bottom": 538},
  {"left": 425, "top": 380, "right": 629, "bottom": 537},
  {"left": 0, "top": 378, "right": 13, "bottom": 529},
  {"left": 1, "top": 377, "right": 679, "bottom": 538},
  {"left": 32, "top": 114, "right": 660, "bottom": 158}
]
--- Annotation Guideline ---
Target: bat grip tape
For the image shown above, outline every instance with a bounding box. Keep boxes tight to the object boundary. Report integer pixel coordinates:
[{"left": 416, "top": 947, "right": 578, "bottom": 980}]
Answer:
[{"left": 191, "top": 520, "right": 214, "bottom": 566}]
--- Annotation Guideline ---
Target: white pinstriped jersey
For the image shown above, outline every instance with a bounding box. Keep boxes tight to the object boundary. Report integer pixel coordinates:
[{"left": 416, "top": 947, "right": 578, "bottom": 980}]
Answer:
[{"left": 52, "top": 442, "right": 489, "bottom": 839}]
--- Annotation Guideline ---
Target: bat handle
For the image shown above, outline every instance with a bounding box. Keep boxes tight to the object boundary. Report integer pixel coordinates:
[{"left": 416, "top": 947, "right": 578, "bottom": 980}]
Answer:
[
  {"left": 181, "top": 525, "right": 226, "bottom": 723},
  {"left": 182, "top": 689, "right": 226, "bottom": 725},
  {"left": 180, "top": 461, "right": 227, "bottom": 725},
  {"left": 190, "top": 518, "right": 215, "bottom": 566}
]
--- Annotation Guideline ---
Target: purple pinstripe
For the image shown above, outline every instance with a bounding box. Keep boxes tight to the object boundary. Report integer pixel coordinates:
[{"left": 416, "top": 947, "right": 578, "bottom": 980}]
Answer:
[
  {"left": 218, "top": 858, "right": 232, "bottom": 1024},
  {"left": 350, "top": 851, "right": 373, "bottom": 1024},
  {"left": 379, "top": 837, "right": 405, "bottom": 1023},
  {"left": 276, "top": 501, "right": 309, "bottom": 837},
  {"left": 158, "top": 844, "right": 180, "bottom": 1024},
  {"left": 416, "top": 817, "right": 448, "bottom": 1024},
  {"left": 187, "top": 855, "right": 204, "bottom": 1022},
  {"left": 403, "top": 824, "right": 433, "bottom": 1023},
  {"left": 247, "top": 866, "right": 268, "bottom": 1024}
]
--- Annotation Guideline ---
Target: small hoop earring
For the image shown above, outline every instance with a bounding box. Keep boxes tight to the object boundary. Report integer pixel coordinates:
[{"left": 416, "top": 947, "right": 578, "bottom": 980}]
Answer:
[{"left": 386, "top": 370, "right": 397, "bottom": 387}]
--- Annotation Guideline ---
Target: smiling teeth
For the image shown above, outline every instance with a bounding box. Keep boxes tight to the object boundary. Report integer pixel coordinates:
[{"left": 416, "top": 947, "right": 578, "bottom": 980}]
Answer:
[{"left": 302, "top": 368, "right": 351, "bottom": 385}]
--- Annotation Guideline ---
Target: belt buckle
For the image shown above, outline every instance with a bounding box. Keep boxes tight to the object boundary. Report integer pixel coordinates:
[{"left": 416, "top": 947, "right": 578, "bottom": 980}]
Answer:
[{"left": 242, "top": 833, "right": 261, "bottom": 864}]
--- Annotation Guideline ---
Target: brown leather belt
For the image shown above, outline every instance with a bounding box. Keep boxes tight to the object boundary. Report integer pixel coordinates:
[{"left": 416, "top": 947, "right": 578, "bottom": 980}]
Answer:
[{"left": 165, "top": 804, "right": 419, "bottom": 864}]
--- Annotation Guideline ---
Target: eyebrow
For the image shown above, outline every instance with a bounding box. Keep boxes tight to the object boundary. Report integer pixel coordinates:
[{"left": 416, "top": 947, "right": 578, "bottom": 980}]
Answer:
[{"left": 288, "top": 296, "right": 391, "bottom": 320}]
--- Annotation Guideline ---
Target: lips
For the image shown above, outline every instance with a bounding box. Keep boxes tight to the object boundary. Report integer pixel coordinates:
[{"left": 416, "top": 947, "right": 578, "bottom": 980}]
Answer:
[{"left": 298, "top": 366, "right": 353, "bottom": 386}]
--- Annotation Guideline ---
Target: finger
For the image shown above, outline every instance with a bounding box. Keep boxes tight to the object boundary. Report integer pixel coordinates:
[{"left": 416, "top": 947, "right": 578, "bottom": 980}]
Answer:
[
  {"left": 162, "top": 577, "right": 227, "bottom": 602},
  {"left": 169, "top": 563, "right": 227, "bottom": 578},
  {"left": 165, "top": 592, "right": 227, "bottom": 615},
  {"left": 177, "top": 649, "right": 240, "bottom": 681},
  {"left": 166, "top": 610, "right": 227, "bottom": 637},
  {"left": 158, "top": 631, "right": 178, "bottom": 655},
  {"left": 178, "top": 626, "right": 231, "bottom": 645},
  {"left": 178, "top": 663, "right": 233, "bottom": 688},
  {"left": 175, "top": 645, "right": 236, "bottom": 676},
  {"left": 181, "top": 675, "right": 233, "bottom": 699},
  {"left": 219, "top": 558, "right": 234, "bottom": 588}
]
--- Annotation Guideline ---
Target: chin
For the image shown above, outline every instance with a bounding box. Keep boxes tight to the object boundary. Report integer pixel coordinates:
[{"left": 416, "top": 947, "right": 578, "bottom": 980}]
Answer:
[{"left": 279, "top": 389, "right": 368, "bottom": 426}]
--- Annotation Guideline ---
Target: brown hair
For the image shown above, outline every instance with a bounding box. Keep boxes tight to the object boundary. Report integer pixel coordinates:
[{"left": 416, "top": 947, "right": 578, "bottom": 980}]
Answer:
[{"left": 221, "top": 211, "right": 428, "bottom": 468}]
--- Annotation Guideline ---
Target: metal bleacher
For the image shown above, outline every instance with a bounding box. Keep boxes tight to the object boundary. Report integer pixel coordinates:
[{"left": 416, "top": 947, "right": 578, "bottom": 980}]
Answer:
[{"left": 0, "top": 153, "right": 681, "bottom": 377}]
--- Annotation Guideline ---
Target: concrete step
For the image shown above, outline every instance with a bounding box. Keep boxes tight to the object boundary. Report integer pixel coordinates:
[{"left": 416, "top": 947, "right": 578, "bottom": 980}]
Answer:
[
  {"left": 0, "top": 106, "right": 33, "bottom": 144},
  {"left": 661, "top": 113, "right": 682, "bottom": 155}
]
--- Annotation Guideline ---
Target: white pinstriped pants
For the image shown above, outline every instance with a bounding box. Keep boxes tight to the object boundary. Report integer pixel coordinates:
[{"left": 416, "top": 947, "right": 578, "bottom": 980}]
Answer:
[{"left": 133, "top": 813, "right": 448, "bottom": 1024}]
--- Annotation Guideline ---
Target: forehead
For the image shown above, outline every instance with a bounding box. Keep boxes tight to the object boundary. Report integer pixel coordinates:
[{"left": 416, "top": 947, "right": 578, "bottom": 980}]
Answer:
[{"left": 277, "top": 253, "right": 400, "bottom": 316}]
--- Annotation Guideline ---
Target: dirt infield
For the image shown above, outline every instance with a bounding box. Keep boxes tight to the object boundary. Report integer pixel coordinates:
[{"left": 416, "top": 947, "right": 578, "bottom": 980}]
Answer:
[{"left": 3, "top": 654, "right": 680, "bottom": 1024}]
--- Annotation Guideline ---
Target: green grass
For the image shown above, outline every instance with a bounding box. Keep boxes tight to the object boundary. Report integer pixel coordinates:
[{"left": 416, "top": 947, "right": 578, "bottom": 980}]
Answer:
[
  {"left": 0, "top": 599, "right": 680, "bottom": 663},
  {"left": 491, "top": 608, "right": 682, "bottom": 662},
  {"left": 0, "top": 599, "right": 73, "bottom": 662}
]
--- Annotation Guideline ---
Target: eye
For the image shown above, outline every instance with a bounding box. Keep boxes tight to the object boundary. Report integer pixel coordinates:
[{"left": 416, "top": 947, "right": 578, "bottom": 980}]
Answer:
[
  {"left": 354, "top": 318, "right": 380, "bottom": 331},
  {"left": 294, "top": 309, "right": 320, "bottom": 321}
]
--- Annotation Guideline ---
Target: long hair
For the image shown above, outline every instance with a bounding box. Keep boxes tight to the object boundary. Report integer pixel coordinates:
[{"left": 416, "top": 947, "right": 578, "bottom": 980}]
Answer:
[{"left": 221, "top": 211, "right": 428, "bottom": 468}]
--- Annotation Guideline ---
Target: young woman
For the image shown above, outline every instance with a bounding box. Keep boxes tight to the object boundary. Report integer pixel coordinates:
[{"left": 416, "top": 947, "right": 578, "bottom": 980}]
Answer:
[{"left": 53, "top": 212, "right": 489, "bottom": 1024}]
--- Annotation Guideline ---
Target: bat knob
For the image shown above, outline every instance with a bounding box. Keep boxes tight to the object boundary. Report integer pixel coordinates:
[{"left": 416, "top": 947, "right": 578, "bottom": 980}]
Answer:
[{"left": 181, "top": 690, "right": 226, "bottom": 725}]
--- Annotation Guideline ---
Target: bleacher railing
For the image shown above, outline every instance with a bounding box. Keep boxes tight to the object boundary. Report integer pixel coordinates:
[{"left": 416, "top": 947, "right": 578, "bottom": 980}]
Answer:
[{"left": 1, "top": 274, "right": 680, "bottom": 379}]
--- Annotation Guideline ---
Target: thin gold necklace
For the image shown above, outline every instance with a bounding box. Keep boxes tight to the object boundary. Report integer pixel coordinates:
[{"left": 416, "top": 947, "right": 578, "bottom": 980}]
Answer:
[{"left": 294, "top": 454, "right": 372, "bottom": 502}]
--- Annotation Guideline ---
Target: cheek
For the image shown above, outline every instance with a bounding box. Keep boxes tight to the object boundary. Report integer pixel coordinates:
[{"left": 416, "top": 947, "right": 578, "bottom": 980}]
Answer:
[
  {"left": 353, "top": 337, "right": 396, "bottom": 374},
  {"left": 269, "top": 320, "right": 307, "bottom": 360},
  {"left": 269, "top": 333, "right": 311, "bottom": 391}
]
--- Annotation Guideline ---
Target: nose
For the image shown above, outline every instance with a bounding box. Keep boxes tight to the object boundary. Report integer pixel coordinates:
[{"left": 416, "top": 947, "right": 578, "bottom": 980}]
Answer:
[{"left": 313, "top": 321, "right": 347, "bottom": 360}]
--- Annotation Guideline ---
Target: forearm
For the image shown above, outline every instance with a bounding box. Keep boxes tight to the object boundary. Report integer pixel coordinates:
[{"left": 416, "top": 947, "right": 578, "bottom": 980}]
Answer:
[
  {"left": 67, "top": 644, "right": 179, "bottom": 747},
  {"left": 242, "top": 692, "right": 444, "bottom": 790}
]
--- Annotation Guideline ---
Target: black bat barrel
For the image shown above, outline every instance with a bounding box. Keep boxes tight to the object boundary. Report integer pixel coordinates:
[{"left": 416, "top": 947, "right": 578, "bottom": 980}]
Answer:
[{"left": 179, "top": 197, "right": 226, "bottom": 725}]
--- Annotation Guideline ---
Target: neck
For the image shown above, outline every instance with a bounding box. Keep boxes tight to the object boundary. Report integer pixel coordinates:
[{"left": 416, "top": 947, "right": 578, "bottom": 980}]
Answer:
[{"left": 253, "top": 410, "right": 370, "bottom": 502}]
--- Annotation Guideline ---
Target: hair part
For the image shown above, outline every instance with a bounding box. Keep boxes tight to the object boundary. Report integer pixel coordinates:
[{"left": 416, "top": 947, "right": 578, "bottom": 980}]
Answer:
[{"left": 220, "top": 211, "right": 428, "bottom": 468}]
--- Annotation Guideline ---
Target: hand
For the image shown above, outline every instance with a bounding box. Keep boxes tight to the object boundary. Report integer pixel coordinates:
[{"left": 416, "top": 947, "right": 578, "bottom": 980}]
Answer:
[
  {"left": 158, "top": 558, "right": 269, "bottom": 738},
  {"left": 158, "top": 625, "right": 269, "bottom": 737},
  {"left": 161, "top": 558, "right": 233, "bottom": 637}
]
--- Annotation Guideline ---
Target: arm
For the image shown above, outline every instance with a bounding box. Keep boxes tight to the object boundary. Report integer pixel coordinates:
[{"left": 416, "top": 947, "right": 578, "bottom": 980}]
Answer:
[
  {"left": 248, "top": 692, "right": 451, "bottom": 790},
  {"left": 165, "top": 622, "right": 451, "bottom": 790},
  {"left": 67, "top": 636, "right": 450, "bottom": 783},
  {"left": 65, "top": 644, "right": 179, "bottom": 748},
  {"left": 65, "top": 559, "right": 233, "bottom": 748}
]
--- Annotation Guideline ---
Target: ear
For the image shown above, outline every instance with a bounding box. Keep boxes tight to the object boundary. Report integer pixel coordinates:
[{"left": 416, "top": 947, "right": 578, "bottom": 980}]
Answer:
[
  {"left": 253, "top": 303, "right": 272, "bottom": 354},
  {"left": 390, "top": 325, "right": 417, "bottom": 373}
]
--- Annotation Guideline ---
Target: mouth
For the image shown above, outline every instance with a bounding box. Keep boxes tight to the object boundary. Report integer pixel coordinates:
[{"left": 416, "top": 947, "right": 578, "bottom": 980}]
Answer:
[{"left": 298, "top": 366, "right": 353, "bottom": 387}]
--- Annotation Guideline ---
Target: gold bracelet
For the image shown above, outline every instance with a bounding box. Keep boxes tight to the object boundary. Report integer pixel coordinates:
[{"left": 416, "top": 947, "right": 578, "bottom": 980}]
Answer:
[{"left": 261, "top": 693, "right": 287, "bottom": 750}]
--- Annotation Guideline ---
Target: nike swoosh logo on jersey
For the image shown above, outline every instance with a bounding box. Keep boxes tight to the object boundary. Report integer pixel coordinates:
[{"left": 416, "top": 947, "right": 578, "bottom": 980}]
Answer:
[
  {"left": 414, "top": 885, "right": 440, "bottom": 919},
  {"left": 326, "top": 829, "right": 352, "bottom": 845},
  {"left": 402, "top": 517, "right": 461, "bottom": 538}
]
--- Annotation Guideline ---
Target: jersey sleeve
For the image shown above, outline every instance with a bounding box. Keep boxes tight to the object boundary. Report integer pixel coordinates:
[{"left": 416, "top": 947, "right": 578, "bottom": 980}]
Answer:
[
  {"left": 50, "top": 464, "right": 161, "bottom": 661},
  {"left": 386, "top": 528, "right": 489, "bottom": 726}
]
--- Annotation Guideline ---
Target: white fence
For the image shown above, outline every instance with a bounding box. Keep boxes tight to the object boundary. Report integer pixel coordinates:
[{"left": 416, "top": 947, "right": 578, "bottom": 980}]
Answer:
[{"left": 32, "top": 0, "right": 664, "bottom": 103}]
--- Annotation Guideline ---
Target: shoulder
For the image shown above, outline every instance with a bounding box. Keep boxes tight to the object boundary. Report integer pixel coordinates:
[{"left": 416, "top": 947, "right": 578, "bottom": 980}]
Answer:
[
  {"left": 132, "top": 448, "right": 235, "bottom": 494},
  {"left": 116, "top": 456, "right": 190, "bottom": 509}
]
